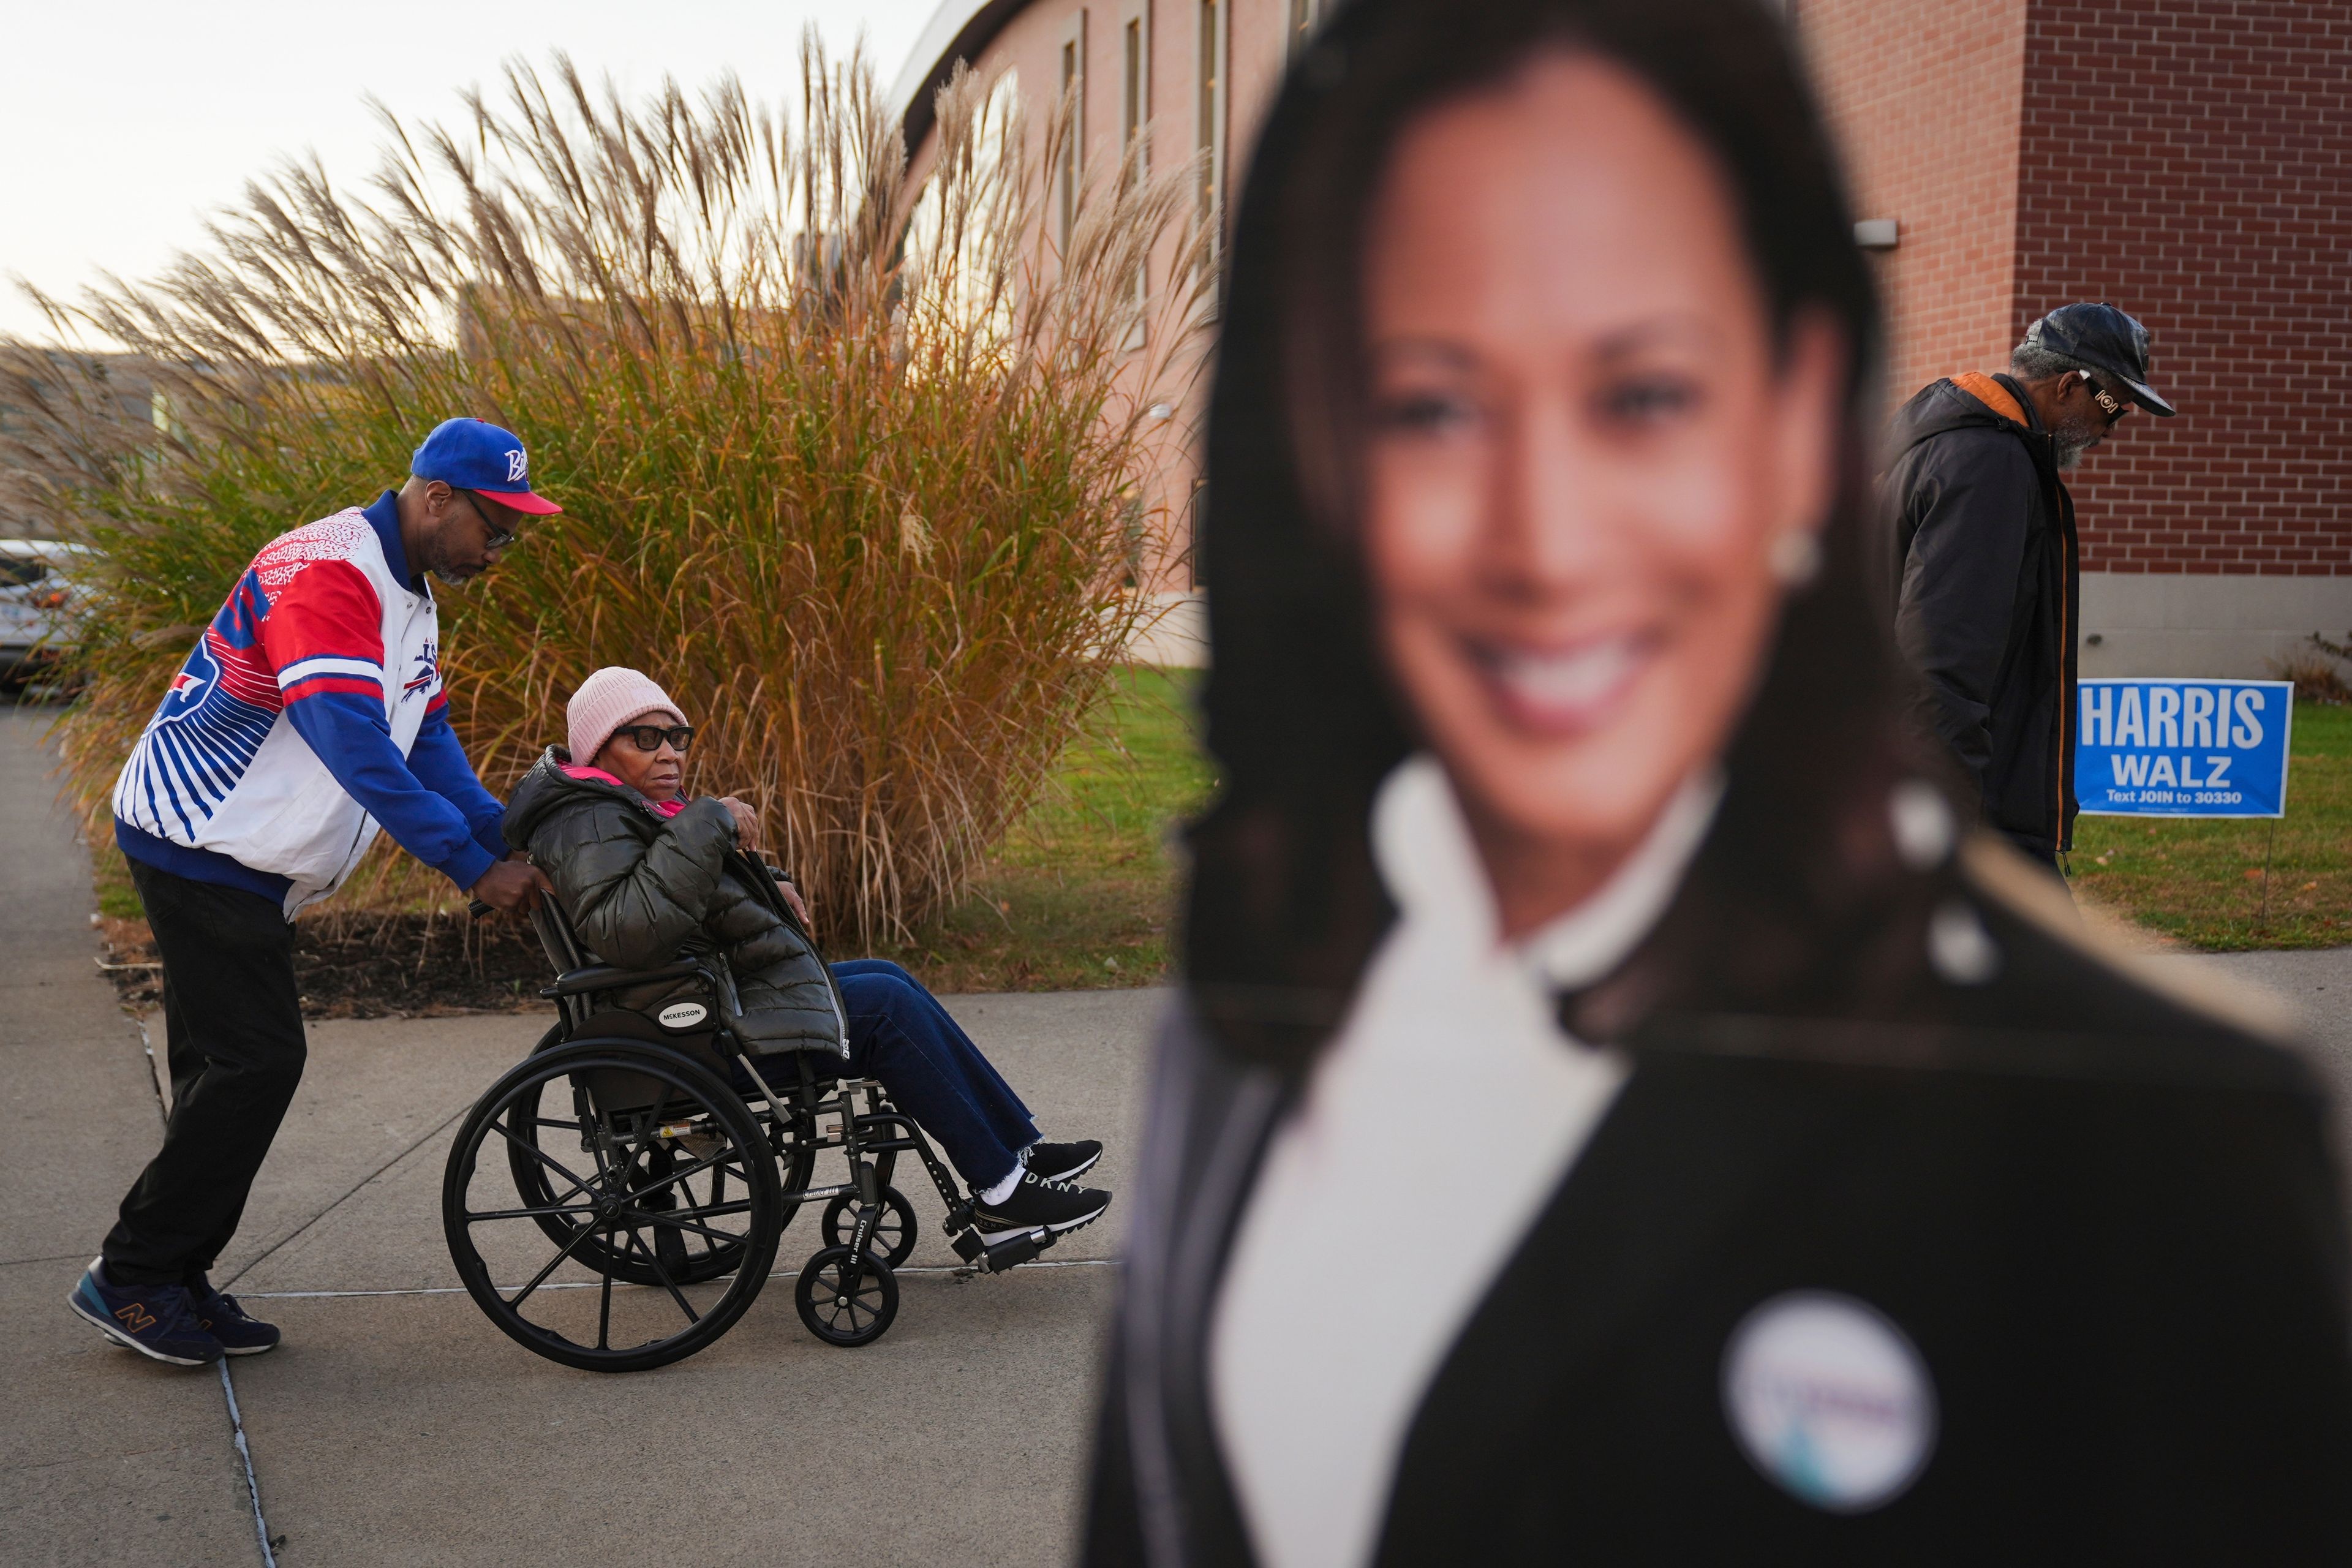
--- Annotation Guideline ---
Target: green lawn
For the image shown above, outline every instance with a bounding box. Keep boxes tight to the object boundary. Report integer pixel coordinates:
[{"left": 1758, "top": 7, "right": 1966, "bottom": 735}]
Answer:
[
  {"left": 2070, "top": 701, "right": 2352, "bottom": 950},
  {"left": 88, "top": 682, "right": 2344, "bottom": 1003},
  {"left": 878, "top": 665, "right": 1218, "bottom": 990}
]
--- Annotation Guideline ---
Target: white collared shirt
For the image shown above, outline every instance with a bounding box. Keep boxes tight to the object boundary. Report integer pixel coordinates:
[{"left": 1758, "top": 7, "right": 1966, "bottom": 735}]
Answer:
[{"left": 1208, "top": 755, "right": 1720, "bottom": 1568}]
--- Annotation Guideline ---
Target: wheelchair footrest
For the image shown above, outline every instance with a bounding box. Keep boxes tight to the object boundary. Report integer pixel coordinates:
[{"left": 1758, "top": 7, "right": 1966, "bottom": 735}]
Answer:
[{"left": 949, "top": 1224, "right": 1055, "bottom": 1277}]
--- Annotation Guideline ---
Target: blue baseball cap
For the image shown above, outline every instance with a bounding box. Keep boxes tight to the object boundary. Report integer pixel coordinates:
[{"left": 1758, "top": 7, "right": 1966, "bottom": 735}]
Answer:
[{"left": 410, "top": 418, "right": 563, "bottom": 513}]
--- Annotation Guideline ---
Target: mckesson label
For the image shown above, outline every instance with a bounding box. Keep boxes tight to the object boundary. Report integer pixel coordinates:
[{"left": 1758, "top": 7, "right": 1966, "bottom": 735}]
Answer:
[{"left": 657, "top": 1001, "right": 710, "bottom": 1030}]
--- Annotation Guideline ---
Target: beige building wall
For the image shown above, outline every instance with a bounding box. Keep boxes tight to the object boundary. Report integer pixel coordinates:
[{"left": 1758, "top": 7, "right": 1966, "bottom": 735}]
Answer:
[{"left": 894, "top": 0, "right": 1326, "bottom": 658}]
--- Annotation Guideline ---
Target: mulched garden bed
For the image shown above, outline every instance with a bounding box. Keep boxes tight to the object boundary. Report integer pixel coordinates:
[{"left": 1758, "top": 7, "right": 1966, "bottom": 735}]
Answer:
[{"left": 98, "top": 911, "right": 553, "bottom": 1019}]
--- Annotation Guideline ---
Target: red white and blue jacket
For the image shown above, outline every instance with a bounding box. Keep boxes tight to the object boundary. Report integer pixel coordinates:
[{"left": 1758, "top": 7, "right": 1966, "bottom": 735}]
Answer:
[{"left": 113, "top": 491, "right": 507, "bottom": 916}]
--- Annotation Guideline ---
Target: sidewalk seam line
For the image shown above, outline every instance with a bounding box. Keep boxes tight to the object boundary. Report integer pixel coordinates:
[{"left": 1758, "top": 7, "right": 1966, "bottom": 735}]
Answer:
[
  {"left": 135, "top": 1014, "right": 280, "bottom": 1568},
  {"left": 217, "top": 1360, "right": 280, "bottom": 1568},
  {"left": 218, "top": 1102, "right": 470, "bottom": 1291},
  {"left": 235, "top": 1257, "right": 1125, "bottom": 1298}
]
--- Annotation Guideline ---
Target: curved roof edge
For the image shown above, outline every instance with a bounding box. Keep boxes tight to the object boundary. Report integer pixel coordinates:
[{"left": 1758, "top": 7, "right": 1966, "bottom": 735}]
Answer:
[{"left": 888, "top": 0, "right": 1036, "bottom": 153}]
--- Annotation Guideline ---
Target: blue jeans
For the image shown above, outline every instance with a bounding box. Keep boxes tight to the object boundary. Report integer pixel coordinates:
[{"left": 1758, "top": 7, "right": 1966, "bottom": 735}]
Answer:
[{"left": 829, "top": 959, "right": 1038, "bottom": 1189}]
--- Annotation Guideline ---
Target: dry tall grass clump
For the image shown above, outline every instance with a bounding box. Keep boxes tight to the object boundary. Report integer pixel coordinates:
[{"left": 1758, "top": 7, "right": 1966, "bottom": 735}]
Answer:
[
  {"left": 2272, "top": 633, "right": 2352, "bottom": 706},
  {"left": 2, "top": 41, "right": 1208, "bottom": 945}
]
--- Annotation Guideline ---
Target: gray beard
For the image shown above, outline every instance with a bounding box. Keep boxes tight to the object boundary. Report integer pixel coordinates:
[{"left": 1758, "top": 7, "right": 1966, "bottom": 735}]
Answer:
[
  {"left": 2052, "top": 428, "right": 2094, "bottom": 470},
  {"left": 2051, "top": 415, "right": 2102, "bottom": 471}
]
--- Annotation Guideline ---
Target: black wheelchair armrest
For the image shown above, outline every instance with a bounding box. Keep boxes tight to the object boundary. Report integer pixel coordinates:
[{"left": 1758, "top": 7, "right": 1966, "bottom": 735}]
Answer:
[{"left": 540, "top": 958, "right": 707, "bottom": 999}]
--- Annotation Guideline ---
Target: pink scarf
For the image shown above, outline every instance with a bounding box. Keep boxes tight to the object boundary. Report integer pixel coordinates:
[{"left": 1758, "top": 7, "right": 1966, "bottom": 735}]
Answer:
[{"left": 560, "top": 763, "right": 688, "bottom": 818}]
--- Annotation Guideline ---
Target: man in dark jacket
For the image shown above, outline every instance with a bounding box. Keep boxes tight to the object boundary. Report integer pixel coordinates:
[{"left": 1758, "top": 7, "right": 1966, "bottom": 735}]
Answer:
[
  {"left": 1884, "top": 303, "right": 2176, "bottom": 869},
  {"left": 503, "top": 666, "right": 1113, "bottom": 1239}
]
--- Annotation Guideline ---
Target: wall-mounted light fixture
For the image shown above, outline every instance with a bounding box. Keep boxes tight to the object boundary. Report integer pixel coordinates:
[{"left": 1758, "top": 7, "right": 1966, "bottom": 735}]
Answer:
[{"left": 1854, "top": 218, "right": 1900, "bottom": 251}]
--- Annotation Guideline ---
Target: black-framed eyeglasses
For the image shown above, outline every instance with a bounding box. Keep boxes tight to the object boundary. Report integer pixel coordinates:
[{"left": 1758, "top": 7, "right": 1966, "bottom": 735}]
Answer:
[
  {"left": 615, "top": 723, "right": 694, "bottom": 754},
  {"left": 451, "top": 487, "right": 520, "bottom": 550},
  {"left": 2081, "top": 372, "right": 2130, "bottom": 425}
]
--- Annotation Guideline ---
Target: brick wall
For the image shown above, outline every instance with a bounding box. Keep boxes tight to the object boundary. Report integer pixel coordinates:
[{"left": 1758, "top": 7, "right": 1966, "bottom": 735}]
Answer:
[
  {"left": 1795, "top": 0, "right": 2030, "bottom": 409},
  {"left": 2013, "top": 0, "right": 2352, "bottom": 576}
]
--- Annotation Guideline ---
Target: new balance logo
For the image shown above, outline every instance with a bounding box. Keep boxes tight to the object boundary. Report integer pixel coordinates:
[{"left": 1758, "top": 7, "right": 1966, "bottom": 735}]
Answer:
[
  {"left": 115, "top": 1300, "right": 159, "bottom": 1334},
  {"left": 505, "top": 448, "right": 528, "bottom": 481}
]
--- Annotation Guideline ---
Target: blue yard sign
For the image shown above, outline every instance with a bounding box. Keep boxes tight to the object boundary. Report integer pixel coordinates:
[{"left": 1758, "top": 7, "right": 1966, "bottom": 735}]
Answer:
[{"left": 2076, "top": 679, "right": 2294, "bottom": 818}]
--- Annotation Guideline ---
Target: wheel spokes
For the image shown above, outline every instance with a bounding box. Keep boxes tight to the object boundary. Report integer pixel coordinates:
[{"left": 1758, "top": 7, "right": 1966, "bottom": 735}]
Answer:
[
  {"left": 617, "top": 1144, "right": 750, "bottom": 1205},
  {"left": 504, "top": 1215, "right": 600, "bottom": 1311},
  {"left": 619, "top": 1208, "right": 756, "bottom": 1245},
  {"left": 464, "top": 1201, "right": 600, "bottom": 1224},
  {"left": 490, "top": 1114, "right": 595, "bottom": 1196},
  {"left": 453, "top": 1049, "right": 788, "bottom": 1364},
  {"left": 619, "top": 1227, "right": 702, "bottom": 1325}
]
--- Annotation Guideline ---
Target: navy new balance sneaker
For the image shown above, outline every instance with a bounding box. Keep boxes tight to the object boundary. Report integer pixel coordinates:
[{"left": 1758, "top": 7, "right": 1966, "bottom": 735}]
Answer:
[
  {"left": 67, "top": 1260, "right": 222, "bottom": 1366},
  {"left": 188, "top": 1278, "right": 281, "bottom": 1356}
]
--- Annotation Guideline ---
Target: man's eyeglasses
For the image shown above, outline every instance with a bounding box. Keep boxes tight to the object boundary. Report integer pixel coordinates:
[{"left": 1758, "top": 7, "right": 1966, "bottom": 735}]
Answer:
[
  {"left": 452, "top": 488, "right": 520, "bottom": 550},
  {"left": 2080, "top": 372, "right": 2130, "bottom": 424},
  {"left": 615, "top": 723, "right": 695, "bottom": 754}
]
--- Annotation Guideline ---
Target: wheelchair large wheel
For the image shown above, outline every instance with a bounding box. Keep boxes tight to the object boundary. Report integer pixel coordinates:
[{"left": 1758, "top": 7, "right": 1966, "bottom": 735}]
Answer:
[
  {"left": 503, "top": 1065, "right": 813, "bottom": 1288},
  {"left": 445, "top": 1040, "right": 783, "bottom": 1373}
]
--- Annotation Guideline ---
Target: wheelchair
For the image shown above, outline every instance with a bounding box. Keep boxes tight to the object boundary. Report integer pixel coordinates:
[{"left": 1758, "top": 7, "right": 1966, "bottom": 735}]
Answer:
[{"left": 440, "top": 893, "right": 1063, "bottom": 1373}]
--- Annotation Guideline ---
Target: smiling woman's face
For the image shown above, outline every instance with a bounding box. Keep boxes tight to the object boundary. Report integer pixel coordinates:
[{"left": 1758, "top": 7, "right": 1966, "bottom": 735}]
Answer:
[{"left": 1359, "top": 52, "right": 1843, "bottom": 937}]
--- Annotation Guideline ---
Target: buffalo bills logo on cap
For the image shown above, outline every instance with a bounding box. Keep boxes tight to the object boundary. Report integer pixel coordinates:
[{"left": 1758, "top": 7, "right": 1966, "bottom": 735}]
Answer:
[
  {"left": 1722, "top": 1291, "right": 1937, "bottom": 1513},
  {"left": 409, "top": 418, "right": 563, "bottom": 514}
]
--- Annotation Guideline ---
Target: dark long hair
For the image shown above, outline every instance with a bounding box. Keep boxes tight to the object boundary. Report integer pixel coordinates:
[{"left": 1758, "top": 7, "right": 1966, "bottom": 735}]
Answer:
[{"left": 1185, "top": 0, "right": 1931, "bottom": 1071}]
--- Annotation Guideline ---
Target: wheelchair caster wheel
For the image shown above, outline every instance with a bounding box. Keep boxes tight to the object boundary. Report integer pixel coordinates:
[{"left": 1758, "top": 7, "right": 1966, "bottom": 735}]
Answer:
[
  {"left": 820, "top": 1186, "right": 918, "bottom": 1268},
  {"left": 796, "top": 1245, "right": 899, "bottom": 1348}
]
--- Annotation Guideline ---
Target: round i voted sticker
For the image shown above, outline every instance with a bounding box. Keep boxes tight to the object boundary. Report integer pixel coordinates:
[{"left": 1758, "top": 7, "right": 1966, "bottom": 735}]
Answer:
[{"left": 1721, "top": 1291, "right": 1937, "bottom": 1512}]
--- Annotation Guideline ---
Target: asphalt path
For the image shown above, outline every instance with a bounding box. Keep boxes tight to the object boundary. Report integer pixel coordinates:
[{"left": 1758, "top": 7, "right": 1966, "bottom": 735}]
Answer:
[{"left": 8, "top": 701, "right": 2351, "bottom": 1566}]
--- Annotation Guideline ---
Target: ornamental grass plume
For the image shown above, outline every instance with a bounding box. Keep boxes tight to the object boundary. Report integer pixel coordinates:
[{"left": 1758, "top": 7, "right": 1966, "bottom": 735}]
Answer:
[{"left": 1, "top": 39, "right": 1210, "bottom": 947}]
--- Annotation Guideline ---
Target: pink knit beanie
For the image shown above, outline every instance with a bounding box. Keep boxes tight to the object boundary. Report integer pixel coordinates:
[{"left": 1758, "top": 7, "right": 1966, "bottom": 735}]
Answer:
[{"left": 567, "top": 666, "right": 686, "bottom": 765}]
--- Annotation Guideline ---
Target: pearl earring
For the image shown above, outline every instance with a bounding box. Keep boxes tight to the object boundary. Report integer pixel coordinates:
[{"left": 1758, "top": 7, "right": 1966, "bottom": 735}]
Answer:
[{"left": 1769, "top": 530, "right": 1822, "bottom": 586}]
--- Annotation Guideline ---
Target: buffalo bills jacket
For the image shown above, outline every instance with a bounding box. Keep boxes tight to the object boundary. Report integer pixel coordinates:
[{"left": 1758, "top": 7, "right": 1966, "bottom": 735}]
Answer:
[{"left": 112, "top": 491, "right": 507, "bottom": 917}]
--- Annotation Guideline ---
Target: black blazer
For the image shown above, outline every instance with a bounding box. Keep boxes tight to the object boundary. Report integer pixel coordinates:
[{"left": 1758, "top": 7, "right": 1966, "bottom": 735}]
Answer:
[{"left": 1085, "top": 842, "right": 2352, "bottom": 1564}]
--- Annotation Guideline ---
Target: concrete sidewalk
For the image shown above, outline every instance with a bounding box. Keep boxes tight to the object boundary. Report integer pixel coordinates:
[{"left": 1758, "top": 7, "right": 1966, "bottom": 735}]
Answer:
[
  {"left": 1, "top": 706, "right": 1161, "bottom": 1568},
  {"left": 10, "top": 698, "right": 2352, "bottom": 1567},
  {"left": 2, "top": 710, "right": 265, "bottom": 1564}
]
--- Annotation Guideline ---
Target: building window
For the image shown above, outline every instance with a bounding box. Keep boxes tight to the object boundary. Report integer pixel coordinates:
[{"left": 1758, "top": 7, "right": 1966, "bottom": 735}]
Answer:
[
  {"left": 1120, "top": 1, "right": 1152, "bottom": 325},
  {"left": 1196, "top": 0, "right": 1222, "bottom": 231},
  {"left": 1188, "top": 477, "right": 1207, "bottom": 589},
  {"left": 1059, "top": 11, "right": 1088, "bottom": 252},
  {"left": 1123, "top": 16, "right": 1145, "bottom": 156}
]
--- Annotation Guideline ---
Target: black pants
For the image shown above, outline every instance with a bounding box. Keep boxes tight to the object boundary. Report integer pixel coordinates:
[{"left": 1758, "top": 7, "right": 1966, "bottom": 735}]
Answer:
[
  {"left": 2002, "top": 832, "right": 2075, "bottom": 892},
  {"left": 102, "top": 860, "right": 307, "bottom": 1287}
]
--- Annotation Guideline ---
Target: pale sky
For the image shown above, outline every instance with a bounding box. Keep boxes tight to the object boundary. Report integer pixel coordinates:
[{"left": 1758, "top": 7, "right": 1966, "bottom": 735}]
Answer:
[{"left": 0, "top": 0, "right": 933, "bottom": 344}]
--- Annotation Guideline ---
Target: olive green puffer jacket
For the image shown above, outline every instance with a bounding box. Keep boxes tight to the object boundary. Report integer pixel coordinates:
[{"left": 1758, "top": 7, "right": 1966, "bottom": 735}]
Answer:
[{"left": 502, "top": 747, "right": 846, "bottom": 1056}]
